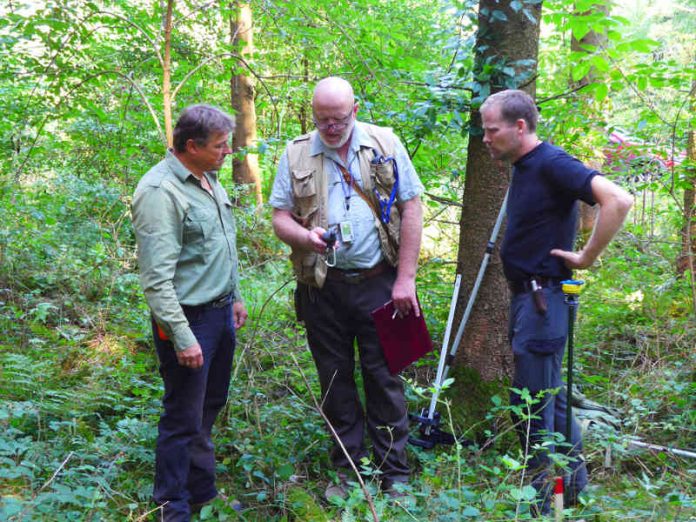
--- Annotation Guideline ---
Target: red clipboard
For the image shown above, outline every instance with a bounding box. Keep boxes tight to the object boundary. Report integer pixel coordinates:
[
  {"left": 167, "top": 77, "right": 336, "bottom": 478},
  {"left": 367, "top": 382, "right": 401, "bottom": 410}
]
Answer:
[{"left": 371, "top": 299, "right": 433, "bottom": 374}]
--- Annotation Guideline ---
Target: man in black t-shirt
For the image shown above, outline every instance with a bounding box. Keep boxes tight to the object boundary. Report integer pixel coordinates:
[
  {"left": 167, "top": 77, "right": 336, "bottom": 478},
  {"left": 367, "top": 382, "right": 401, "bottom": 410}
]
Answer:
[{"left": 480, "top": 90, "right": 633, "bottom": 515}]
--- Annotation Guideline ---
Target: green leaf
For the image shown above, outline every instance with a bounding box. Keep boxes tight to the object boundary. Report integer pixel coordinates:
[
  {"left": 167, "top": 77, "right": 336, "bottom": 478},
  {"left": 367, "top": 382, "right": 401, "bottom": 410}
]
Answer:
[
  {"left": 571, "top": 62, "right": 592, "bottom": 82},
  {"left": 510, "top": 485, "right": 537, "bottom": 501},
  {"left": 522, "top": 8, "right": 537, "bottom": 24},
  {"left": 491, "top": 10, "right": 508, "bottom": 22},
  {"left": 592, "top": 82, "right": 609, "bottom": 101},
  {"left": 461, "top": 505, "right": 481, "bottom": 517}
]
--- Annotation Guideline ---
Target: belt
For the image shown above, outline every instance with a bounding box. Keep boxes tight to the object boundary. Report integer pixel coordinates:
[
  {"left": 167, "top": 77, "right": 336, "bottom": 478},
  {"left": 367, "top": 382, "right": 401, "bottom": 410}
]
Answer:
[
  {"left": 326, "top": 260, "right": 391, "bottom": 285},
  {"left": 182, "top": 292, "right": 232, "bottom": 312},
  {"left": 507, "top": 277, "right": 564, "bottom": 295}
]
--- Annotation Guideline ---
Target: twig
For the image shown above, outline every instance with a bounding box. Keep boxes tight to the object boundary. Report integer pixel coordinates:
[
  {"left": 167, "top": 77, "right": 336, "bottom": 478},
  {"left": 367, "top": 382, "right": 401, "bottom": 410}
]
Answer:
[
  {"left": 38, "top": 451, "right": 74, "bottom": 493},
  {"left": 424, "top": 192, "right": 464, "bottom": 208},
  {"left": 232, "top": 277, "right": 293, "bottom": 383},
  {"left": 12, "top": 452, "right": 76, "bottom": 521},
  {"left": 135, "top": 502, "right": 167, "bottom": 522},
  {"left": 289, "top": 353, "right": 380, "bottom": 522}
]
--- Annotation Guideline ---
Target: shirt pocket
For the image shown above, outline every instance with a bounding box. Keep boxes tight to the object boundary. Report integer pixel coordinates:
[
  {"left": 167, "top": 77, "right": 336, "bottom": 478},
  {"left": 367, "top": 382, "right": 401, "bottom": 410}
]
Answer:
[{"left": 183, "top": 208, "right": 215, "bottom": 244}]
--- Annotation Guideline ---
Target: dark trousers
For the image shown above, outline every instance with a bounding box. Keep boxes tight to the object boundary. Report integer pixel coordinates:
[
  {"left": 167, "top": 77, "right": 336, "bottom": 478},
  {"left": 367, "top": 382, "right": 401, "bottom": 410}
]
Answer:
[
  {"left": 298, "top": 269, "right": 410, "bottom": 483},
  {"left": 509, "top": 286, "right": 587, "bottom": 513},
  {"left": 151, "top": 301, "right": 235, "bottom": 522}
]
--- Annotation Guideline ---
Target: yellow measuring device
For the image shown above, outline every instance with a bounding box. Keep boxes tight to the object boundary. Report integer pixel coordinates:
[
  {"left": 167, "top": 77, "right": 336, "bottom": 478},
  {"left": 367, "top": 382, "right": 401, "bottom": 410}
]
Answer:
[{"left": 561, "top": 279, "right": 584, "bottom": 295}]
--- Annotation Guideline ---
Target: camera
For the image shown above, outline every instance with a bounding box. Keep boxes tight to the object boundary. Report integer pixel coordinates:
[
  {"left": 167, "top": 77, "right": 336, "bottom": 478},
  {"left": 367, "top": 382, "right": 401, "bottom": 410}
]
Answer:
[{"left": 321, "top": 230, "right": 337, "bottom": 249}]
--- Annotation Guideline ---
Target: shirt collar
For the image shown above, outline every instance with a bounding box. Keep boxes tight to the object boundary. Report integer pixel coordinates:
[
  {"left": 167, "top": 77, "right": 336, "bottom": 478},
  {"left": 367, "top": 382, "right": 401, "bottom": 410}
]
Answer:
[
  {"left": 307, "top": 121, "right": 373, "bottom": 159},
  {"left": 164, "top": 149, "right": 218, "bottom": 182}
]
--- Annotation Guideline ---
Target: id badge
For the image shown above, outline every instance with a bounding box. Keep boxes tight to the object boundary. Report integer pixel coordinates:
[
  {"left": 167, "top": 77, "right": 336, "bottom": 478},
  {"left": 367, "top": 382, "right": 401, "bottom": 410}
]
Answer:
[{"left": 339, "top": 220, "right": 354, "bottom": 244}]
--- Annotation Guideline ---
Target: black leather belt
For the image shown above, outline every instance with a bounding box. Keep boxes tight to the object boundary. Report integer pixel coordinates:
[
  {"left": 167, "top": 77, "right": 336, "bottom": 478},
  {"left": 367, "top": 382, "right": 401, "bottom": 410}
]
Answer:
[
  {"left": 182, "top": 293, "right": 232, "bottom": 311},
  {"left": 326, "top": 260, "right": 392, "bottom": 285},
  {"left": 507, "top": 277, "right": 563, "bottom": 295}
]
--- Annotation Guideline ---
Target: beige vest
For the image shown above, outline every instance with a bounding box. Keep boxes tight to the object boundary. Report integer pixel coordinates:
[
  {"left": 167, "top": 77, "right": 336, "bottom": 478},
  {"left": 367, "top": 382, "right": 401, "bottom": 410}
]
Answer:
[{"left": 287, "top": 123, "right": 401, "bottom": 288}]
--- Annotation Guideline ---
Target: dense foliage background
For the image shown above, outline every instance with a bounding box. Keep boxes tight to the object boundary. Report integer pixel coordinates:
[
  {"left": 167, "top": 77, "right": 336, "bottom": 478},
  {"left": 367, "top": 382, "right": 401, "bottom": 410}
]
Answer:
[{"left": 0, "top": 0, "right": 694, "bottom": 520}]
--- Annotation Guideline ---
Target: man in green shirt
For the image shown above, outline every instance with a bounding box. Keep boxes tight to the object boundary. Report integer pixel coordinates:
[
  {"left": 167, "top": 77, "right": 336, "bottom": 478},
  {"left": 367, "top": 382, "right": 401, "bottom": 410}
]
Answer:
[{"left": 132, "top": 104, "right": 247, "bottom": 521}]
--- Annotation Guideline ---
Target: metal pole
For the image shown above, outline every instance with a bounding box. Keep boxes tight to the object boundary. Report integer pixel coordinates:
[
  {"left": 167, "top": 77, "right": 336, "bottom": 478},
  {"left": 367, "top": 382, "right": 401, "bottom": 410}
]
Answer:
[
  {"left": 425, "top": 274, "right": 462, "bottom": 435},
  {"left": 566, "top": 296, "right": 577, "bottom": 442},
  {"left": 561, "top": 280, "right": 583, "bottom": 444},
  {"left": 561, "top": 280, "right": 583, "bottom": 516},
  {"left": 421, "top": 190, "right": 509, "bottom": 425},
  {"left": 436, "top": 189, "right": 509, "bottom": 389}
]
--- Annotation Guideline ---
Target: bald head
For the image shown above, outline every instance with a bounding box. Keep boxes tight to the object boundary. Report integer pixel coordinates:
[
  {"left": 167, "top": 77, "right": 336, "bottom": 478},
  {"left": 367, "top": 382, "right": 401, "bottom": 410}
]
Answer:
[
  {"left": 312, "top": 77, "right": 354, "bottom": 110},
  {"left": 311, "top": 77, "right": 358, "bottom": 151}
]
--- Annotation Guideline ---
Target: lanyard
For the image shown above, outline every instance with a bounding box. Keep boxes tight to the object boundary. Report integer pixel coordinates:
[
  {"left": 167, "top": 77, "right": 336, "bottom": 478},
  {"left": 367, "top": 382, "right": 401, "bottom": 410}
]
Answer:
[
  {"left": 337, "top": 162, "right": 353, "bottom": 212},
  {"left": 370, "top": 149, "right": 400, "bottom": 224}
]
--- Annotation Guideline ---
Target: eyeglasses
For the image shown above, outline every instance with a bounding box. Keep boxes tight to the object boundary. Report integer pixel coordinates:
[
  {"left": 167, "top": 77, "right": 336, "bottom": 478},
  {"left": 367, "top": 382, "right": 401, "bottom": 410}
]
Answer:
[{"left": 313, "top": 108, "right": 354, "bottom": 132}]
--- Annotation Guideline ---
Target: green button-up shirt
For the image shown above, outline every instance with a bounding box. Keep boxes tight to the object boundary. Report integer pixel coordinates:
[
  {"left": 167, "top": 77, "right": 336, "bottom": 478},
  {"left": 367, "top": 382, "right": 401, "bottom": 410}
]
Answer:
[{"left": 132, "top": 150, "right": 242, "bottom": 351}]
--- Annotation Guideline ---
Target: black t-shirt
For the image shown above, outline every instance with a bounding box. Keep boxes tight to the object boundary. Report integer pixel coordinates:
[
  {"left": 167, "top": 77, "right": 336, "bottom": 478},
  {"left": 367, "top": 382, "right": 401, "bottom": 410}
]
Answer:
[{"left": 500, "top": 142, "right": 597, "bottom": 282}]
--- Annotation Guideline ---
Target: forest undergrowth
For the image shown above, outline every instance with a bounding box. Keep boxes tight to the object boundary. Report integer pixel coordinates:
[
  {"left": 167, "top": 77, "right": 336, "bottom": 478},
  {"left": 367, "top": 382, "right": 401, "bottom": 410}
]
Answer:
[{"left": 0, "top": 174, "right": 694, "bottom": 521}]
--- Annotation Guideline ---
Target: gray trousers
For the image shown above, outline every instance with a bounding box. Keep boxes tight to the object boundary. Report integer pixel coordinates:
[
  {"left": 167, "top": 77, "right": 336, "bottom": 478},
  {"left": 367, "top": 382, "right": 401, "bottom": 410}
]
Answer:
[
  {"left": 509, "top": 285, "right": 588, "bottom": 513},
  {"left": 297, "top": 269, "right": 410, "bottom": 484}
]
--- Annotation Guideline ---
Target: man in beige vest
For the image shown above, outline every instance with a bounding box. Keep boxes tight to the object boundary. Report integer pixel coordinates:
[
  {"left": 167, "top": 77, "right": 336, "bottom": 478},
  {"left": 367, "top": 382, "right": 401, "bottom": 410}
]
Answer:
[{"left": 270, "top": 77, "right": 424, "bottom": 498}]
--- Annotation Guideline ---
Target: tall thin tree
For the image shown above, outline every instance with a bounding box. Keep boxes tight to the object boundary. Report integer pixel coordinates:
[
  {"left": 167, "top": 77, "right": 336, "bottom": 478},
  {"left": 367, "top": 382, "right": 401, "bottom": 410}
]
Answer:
[{"left": 230, "top": 1, "right": 262, "bottom": 206}]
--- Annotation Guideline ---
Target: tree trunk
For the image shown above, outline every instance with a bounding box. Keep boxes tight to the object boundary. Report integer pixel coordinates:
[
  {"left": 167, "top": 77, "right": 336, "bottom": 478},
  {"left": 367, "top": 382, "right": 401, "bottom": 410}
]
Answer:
[
  {"left": 163, "top": 0, "right": 174, "bottom": 148},
  {"left": 571, "top": 2, "right": 609, "bottom": 234},
  {"left": 230, "top": 2, "right": 262, "bottom": 206},
  {"left": 452, "top": 0, "right": 543, "bottom": 383},
  {"left": 677, "top": 79, "right": 695, "bottom": 311}
]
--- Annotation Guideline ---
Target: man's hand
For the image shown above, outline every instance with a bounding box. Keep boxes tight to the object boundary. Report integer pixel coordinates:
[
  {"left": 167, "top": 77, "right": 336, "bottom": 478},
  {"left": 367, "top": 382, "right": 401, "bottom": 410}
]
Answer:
[
  {"left": 550, "top": 248, "right": 594, "bottom": 270},
  {"left": 176, "top": 343, "right": 203, "bottom": 369},
  {"left": 307, "top": 227, "right": 331, "bottom": 253},
  {"left": 233, "top": 301, "right": 248, "bottom": 329},
  {"left": 392, "top": 276, "right": 420, "bottom": 317},
  {"left": 272, "top": 209, "right": 331, "bottom": 254}
]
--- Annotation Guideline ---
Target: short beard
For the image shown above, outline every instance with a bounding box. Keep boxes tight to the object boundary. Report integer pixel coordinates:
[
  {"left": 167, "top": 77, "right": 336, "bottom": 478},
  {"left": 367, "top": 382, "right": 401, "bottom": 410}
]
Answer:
[{"left": 318, "top": 120, "right": 355, "bottom": 150}]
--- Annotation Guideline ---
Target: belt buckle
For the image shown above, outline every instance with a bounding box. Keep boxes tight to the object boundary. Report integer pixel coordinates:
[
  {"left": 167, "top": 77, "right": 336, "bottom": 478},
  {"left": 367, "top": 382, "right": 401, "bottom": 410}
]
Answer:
[{"left": 343, "top": 271, "right": 363, "bottom": 284}]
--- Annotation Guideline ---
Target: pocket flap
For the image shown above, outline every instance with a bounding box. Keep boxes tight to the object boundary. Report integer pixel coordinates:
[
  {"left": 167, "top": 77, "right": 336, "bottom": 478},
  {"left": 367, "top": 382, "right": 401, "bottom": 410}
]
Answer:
[{"left": 292, "top": 169, "right": 315, "bottom": 181}]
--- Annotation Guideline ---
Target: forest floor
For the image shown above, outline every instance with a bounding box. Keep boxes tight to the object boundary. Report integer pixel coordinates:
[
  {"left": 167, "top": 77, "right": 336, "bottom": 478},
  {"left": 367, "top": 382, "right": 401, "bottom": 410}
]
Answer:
[{"left": 1, "top": 175, "right": 694, "bottom": 521}]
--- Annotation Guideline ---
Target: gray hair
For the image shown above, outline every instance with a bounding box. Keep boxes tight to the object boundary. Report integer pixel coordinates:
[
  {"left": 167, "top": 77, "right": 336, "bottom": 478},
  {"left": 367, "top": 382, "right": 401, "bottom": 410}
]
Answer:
[
  {"left": 173, "top": 104, "right": 235, "bottom": 152},
  {"left": 480, "top": 90, "right": 538, "bottom": 133}
]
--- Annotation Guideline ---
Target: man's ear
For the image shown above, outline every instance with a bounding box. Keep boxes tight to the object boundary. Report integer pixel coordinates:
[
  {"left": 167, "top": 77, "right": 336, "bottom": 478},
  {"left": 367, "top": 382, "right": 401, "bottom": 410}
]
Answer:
[
  {"left": 515, "top": 118, "right": 527, "bottom": 134},
  {"left": 185, "top": 139, "right": 199, "bottom": 154}
]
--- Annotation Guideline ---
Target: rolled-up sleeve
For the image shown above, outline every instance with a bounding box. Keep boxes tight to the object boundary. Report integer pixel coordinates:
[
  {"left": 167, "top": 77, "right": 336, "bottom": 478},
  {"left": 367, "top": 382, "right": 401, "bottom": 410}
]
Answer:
[{"left": 132, "top": 186, "right": 196, "bottom": 351}]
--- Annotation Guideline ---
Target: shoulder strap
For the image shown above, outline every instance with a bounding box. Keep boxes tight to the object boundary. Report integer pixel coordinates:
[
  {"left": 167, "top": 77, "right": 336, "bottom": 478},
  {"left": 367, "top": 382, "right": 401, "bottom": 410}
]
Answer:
[{"left": 337, "top": 163, "right": 399, "bottom": 253}]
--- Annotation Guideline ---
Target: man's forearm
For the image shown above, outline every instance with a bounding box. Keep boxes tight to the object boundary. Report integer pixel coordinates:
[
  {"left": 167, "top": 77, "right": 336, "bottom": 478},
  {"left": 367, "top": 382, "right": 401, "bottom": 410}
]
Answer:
[
  {"left": 272, "top": 209, "right": 310, "bottom": 250},
  {"left": 396, "top": 196, "right": 423, "bottom": 280},
  {"left": 582, "top": 177, "right": 633, "bottom": 263}
]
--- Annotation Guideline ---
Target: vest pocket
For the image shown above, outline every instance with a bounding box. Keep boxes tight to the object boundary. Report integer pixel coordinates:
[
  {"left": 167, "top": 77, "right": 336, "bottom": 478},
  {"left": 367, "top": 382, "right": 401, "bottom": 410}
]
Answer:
[
  {"left": 291, "top": 169, "right": 317, "bottom": 198},
  {"left": 371, "top": 162, "right": 395, "bottom": 193}
]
